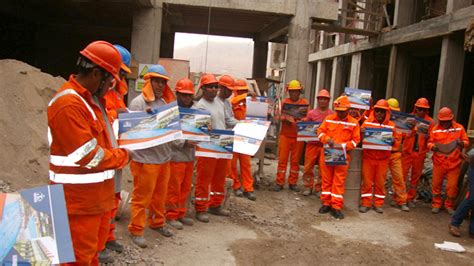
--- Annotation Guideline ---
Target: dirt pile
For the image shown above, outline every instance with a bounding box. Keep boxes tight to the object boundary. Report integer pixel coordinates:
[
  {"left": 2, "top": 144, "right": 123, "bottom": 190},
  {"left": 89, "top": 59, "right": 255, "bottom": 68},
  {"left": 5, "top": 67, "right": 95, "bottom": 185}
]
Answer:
[{"left": 0, "top": 59, "right": 65, "bottom": 190}]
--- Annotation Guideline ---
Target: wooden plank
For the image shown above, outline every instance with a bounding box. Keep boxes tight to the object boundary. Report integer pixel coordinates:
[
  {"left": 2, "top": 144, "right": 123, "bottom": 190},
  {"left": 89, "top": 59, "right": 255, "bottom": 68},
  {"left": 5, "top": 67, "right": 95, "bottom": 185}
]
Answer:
[
  {"left": 312, "top": 23, "right": 379, "bottom": 36},
  {"left": 308, "top": 5, "right": 474, "bottom": 62}
]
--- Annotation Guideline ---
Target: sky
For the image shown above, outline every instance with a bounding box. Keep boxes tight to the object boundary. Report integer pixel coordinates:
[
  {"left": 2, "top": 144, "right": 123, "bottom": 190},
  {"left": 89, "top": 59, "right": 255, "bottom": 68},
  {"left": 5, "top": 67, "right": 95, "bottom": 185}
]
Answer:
[{"left": 173, "top": 32, "right": 255, "bottom": 78}]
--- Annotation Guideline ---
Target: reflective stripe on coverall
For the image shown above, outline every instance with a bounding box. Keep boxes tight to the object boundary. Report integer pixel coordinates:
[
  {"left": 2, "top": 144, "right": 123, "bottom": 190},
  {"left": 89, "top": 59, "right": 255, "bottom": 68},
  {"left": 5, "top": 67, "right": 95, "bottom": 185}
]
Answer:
[
  {"left": 428, "top": 121, "right": 469, "bottom": 209},
  {"left": 195, "top": 157, "right": 230, "bottom": 212},
  {"left": 276, "top": 98, "right": 308, "bottom": 186},
  {"left": 317, "top": 113, "right": 360, "bottom": 210}
]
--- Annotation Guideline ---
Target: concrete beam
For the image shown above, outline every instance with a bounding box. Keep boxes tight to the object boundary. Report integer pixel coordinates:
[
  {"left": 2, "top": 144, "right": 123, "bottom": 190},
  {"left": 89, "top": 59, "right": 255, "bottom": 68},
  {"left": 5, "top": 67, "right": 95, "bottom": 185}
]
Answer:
[
  {"left": 258, "top": 16, "right": 291, "bottom": 42},
  {"left": 385, "top": 45, "right": 409, "bottom": 109},
  {"left": 446, "top": 0, "right": 472, "bottom": 12},
  {"left": 172, "top": 25, "right": 255, "bottom": 39},
  {"left": 434, "top": 35, "right": 465, "bottom": 118},
  {"left": 163, "top": 0, "right": 338, "bottom": 20},
  {"left": 308, "top": 5, "right": 474, "bottom": 62}
]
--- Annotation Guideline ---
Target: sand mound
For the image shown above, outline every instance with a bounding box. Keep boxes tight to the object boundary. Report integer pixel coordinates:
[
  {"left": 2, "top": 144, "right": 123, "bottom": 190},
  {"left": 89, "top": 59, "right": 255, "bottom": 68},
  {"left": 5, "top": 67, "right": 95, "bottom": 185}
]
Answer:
[{"left": 0, "top": 59, "right": 65, "bottom": 190}]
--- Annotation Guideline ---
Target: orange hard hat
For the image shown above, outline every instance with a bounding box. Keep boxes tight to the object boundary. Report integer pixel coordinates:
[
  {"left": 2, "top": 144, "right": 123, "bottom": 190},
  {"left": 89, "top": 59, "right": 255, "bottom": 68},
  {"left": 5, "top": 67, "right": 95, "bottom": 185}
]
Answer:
[
  {"left": 80, "top": 40, "right": 122, "bottom": 82},
  {"left": 218, "top": 75, "right": 235, "bottom": 90},
  {"left": 234, "top": 79, "right": 249, "bottom": 91},
  {"left": 175, "top": 78, "right": 195, "bottom": 95},
  {"left": 317, "top": 89, "right": 330, "bottom": 98},
  {"left": 286, "top": 80, "right": 302, "bottom": 91},
  {"left": 333, "top": 96, "right": 351, "bottom": 111},
  {"left": 199, "top": 73, "right": 218, "bottom": 88},
  {"left": 414, "top": 97, "right": 430, "bottom": 109},
  {"left": 437, "top": 107, "right": 454, "bottom": 121},
  {"left": 374, "top": 99, "right": 390, "bottom": 111}
]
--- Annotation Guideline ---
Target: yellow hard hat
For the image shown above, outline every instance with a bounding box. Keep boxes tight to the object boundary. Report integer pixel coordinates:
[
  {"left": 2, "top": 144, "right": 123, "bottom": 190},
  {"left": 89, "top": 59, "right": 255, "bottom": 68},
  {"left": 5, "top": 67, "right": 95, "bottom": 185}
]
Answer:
[
  {"left": 387, "top": 98, "right": 400, "bottom": 111},
  {"left": 286, "top": 79, "right": 302, "bottom": 90}
]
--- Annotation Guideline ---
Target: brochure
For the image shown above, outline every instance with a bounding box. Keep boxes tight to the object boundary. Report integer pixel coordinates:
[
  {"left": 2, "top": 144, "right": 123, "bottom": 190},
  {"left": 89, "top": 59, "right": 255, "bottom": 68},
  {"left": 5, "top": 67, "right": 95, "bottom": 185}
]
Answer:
[
  {"left": 195, "top": 130, "right": 234, "bottom": 159},
  {"left": 324, "top": 144, "right": 347, "bottom": 165},
  {"left": 297, "top": 121, "right": 322, "bottom": 142},
  {"left": 117, "top": 102, "right": 182, "bottom": 150},
  {"left": 246, "top": 97, "right": 269, "bottom": 120},
  {"left": 362, "top": 127, "right": 393, "bottom": 151},
  {"left": 233, "top": 120, "right": 271, "bottom": 156},
  {"left": 281, "top": 103, "right": 309, "bottom": 119},
  {"left": 415, "top": 117, "right": 431, "bottom": 135},
  {"left": 344, "top": 87, "right": 371, "bottom": 110},
  {"left": 179, "top": 107, "right": 211, "bottom": 142},
  {"left": 390, "top": 111, "right": 416, "bottom": 134},
  {"left": 0, "top": 185, "right": 75, "bottom": 265}
]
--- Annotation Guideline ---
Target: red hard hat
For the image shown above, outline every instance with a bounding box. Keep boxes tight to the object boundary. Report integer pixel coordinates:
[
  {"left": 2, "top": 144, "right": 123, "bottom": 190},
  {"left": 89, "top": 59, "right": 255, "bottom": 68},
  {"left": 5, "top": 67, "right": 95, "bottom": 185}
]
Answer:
[
  {"left": 234, "top": 79, "right": 249, "bottom": 91},
  {"left": 175, "top": 78, "right": 195, "bottom": 95},
  {"left": 414, "top": 97, "right": 430, "bottom": 109},
  {"left": 199, "top": 73, "right": 218, "bottom": 88},
  {"left": 80, "top": 40, "right": 122, "bottom": 82},
  {"left": 374, "top": 99, "right": 390, "bottom": 111},
  {"left": 437, "top": 107, "right": 454, "bottom": 121},
  {"left": 218, "top": 75, "right": 235, "bottom": 90},
  {"left": 317, "top": 89, "right": 330, "bottom": 98}
]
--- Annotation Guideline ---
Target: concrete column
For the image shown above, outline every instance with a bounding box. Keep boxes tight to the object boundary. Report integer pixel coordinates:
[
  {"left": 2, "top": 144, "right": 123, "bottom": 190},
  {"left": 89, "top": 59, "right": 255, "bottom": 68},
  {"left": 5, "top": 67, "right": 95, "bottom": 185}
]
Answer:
[
  {"left": 131, "top": 2, "right": 162, "bottom": 64},
  {"left": 393, "top": 0, "right": 415, "bottom": 28},
  {"left": 349, "top": 53, "right": 362, "bottom": 88},
  {"left": 386, "top": 45, "right": 409, "bottom": 109},
  {"left": 434, "top": 36, "right": 465, "bottom": 117},
  {"left": 286, "top": 0, "right": 311, "bottom": 98},
  {"left": 252, "top": 39, "right": 268, "bottom": 79},
  {"left": 330, "top": 56, "right": 344, "bottom": 104},
  {"left": 159, "top": 31, "right": 175, "bottom": 58},
  {"left": 349, "top": 52, "right": 373, "bottom": 89},
  {"left": 446, "top": 0, "right": 472, "bottom": 12}
]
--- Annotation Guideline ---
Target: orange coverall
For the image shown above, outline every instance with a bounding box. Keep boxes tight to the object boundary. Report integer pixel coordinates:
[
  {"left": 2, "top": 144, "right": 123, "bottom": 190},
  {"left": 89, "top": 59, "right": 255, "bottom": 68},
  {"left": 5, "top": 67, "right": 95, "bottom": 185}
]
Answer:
[
  {"left": 402, "top": 114, "right": 434, "bottom": 202},
  {"left": 276, "top": 98, "right": 308, "bottom": 186},
  {"left": 427, "top": 121, "right": 469, "bottom": 209},
  {"left": 166, "top": 161, "right": 194, "bottom": 220},
  {"left": 48, "top": 75, "right": 129, "bottom": 265},
  {"left": 303, "top": 108, "right": 334, "bottom": 192},
  {"left": 317, "top": 113, "right": 360, "bottom": 210},
  {"left": 389, "top": 131, "right": 408, "bottom": 206},
  {"left": 103, "top": 79, "right": 128, "bottom": 243},
  {"left": 231, "top": 101, "right": 254, "bottom": 192},
  {"left": 360, "top": 116, "right": 397, "bottom": 208},
  {"left": 195, "top": 157, "right": 229, "bottom": 212}
]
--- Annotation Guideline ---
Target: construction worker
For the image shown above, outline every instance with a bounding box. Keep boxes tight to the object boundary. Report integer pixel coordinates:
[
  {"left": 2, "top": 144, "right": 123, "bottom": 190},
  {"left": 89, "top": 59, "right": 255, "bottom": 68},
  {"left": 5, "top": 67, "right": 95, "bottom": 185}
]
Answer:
[
  {"left": 428, "top": 107, "right": 469, "bottom": 214},
  {"left": 97, "top": 44, "right": 131, "bottom": 262},
  {"left": 302, "top": 89, "right": 333, "bottom": 196},
  {"left": 194, "top": 74, "right": 233, "bottom": 223},
  {"left": 402, "top": 97, "right": 434, "bottom": 208},
  {"left": 386, "top": 98, "right": 409, "bottom": 211},
  {"left": 165, "top": 78, "right": 197, "bottom": 230},
  {"left": 359, "top": 99, "right": 397, "bottom": 214},
  {"left": 449, "top": 148, "right": 474, "bottom": 237},
  {"left": 216, "top": 74, "right": 239, "bottom": 129},
  {"left": 128, "top": 64, "right": 176, "bottom": 248},
  {"left": 48, "top": 40, "right": 131, "bottom": 265},
  {"left": 230, "top": 79, "right": 256, "bottom": 201},
  {"left": 317, "top": 96, "right": 360, "bottom": 219},
  {"left": 274, "top": 79, "right": 309, "bottom": 192}
]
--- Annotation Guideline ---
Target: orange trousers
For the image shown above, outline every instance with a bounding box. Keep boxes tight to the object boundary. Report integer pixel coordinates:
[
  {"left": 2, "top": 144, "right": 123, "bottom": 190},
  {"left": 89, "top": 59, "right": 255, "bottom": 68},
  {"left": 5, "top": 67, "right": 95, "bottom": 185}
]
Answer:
[
  {"left": 432, "top": 164, "right": 461, "bottom": 209},
  {"left": 319, "top": 158, "right": 349, "bottom": 210},
  {"left": 231, "top": 152, "right": 253, "bottom": 192},
  {"left": 361, "top": 158, "right": 389, "bottom": 208},
  {"left": 402, "top": 153, "right": 425, "bottom": 201},
  {"left": 276, "top": 135, "right": 304, "bottom": 186},
  {"left": 63, "top": 211, "right": 111, "bottom": 266},
  {"left": 128, "top": 161, "right": 170, "bottom": 236},
  {"left": 303, "top": 144, "right": 323, "bottom": 191},
  {"left": 195, "top": 157, "right": 229, "bottom": 212},
  {"left": 389, "top": 152, "right": 407, "bottom": 205},
  {"left": 106, "top": 193, "right": 120, "bottom": 244},
  {"left": 165, "top": 161, "right": 194, "bottom": 220}
]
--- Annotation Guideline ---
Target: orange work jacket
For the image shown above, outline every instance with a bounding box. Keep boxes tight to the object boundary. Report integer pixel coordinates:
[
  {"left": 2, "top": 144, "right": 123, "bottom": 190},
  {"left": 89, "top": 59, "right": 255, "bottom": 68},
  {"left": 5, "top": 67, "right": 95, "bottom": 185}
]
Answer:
[
  {"left": 103, "top": 80, "right": 127, "bottom": 122},
  {"left": 279, "top": 98, "right": 309, "bottom": 138},
  {"left": 427, "top": 121, "right": 469, "bottom": 169},
  {"left": 402, "top": 114, "right": 434, "bottom": 156},
  {"left": 361, "top": 113, "right": 398, "bottom": 160},
  {"left": 317, "top": 113, "right": 361, "bottom": 161},
  {"left": 48, "top": 75, "right": 129, "bottom": 215}
]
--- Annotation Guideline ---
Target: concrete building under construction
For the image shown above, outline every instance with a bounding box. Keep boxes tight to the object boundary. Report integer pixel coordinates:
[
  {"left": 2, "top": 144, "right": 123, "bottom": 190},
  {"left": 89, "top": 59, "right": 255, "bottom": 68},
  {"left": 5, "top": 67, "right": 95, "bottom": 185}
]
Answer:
[{"left": 1, "top": 0, "right": 473, "bottom": 130}]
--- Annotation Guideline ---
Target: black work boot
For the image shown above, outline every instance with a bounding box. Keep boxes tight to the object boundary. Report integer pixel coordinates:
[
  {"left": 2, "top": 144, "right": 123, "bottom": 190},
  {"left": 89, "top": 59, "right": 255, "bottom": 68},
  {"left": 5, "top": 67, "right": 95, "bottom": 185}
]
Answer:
[
  {"left": 208, "top": 206, "right": 230, "bottom": 216},
  {"left": 273, "top": 184, "right": 283, "bottom": 192},
  {"left": 98, "top": 249, "right": 114, "bottom": 264},
  {"left": 105, "top": 240, "right": 124, "bottom": 253},
  {"left": 318, "top": 205, "right": 331, "bottom": 214},
  {"left": 243, "top": 191, "right": 257, "bottom": 201},
  {"left": 289, "top": 184, "right": 300, "bottom": 192},
  {"left": 331, "top": 209, "right": 344, "bottom": 220},
  {"left": 195, "top": 212, "right": 210, "bottom": 223}
]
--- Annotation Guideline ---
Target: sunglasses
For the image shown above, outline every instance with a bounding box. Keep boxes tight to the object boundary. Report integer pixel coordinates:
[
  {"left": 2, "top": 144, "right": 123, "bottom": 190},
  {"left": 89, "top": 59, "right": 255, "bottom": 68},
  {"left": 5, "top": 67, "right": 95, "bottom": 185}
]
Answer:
[
  {"left": 374, "top": 108, "right": 386, "bottom": 113},
  {"left": 205, "top": 84, "right": 219, "bottom": 89}
]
